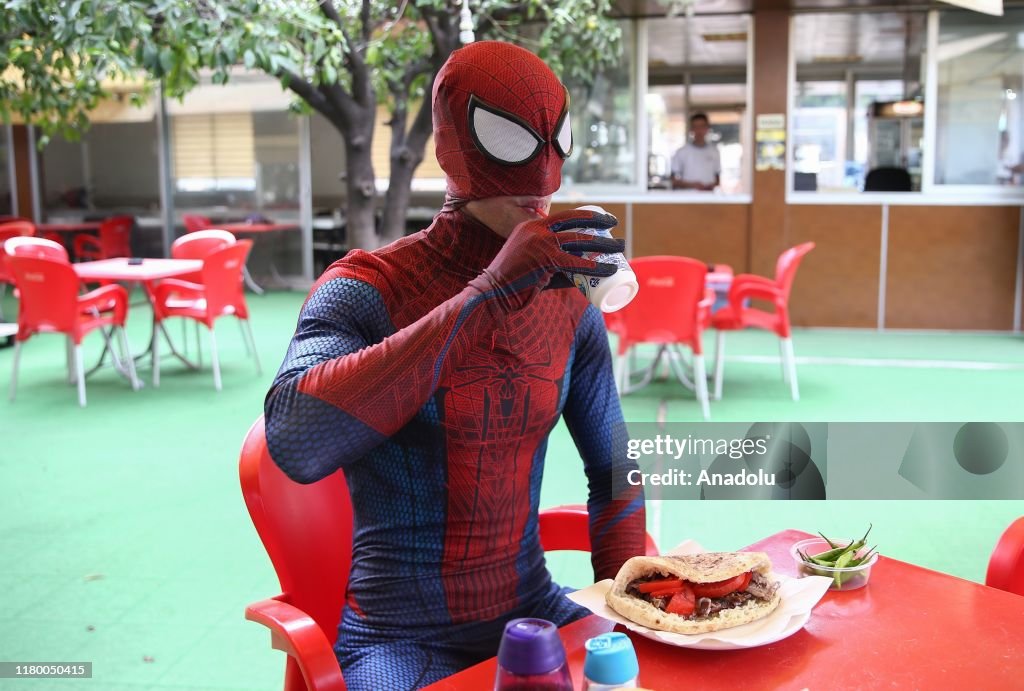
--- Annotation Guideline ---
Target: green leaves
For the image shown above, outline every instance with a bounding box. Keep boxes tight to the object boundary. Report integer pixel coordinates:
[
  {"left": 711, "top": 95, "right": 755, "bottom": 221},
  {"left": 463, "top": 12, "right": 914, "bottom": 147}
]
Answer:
[{"left": 2, "top": 0, "right": 624, "bottom": 147}]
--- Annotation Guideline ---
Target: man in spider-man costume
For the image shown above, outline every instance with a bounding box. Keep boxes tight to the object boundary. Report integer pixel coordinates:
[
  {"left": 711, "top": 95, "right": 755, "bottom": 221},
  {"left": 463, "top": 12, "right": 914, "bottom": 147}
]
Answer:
[{"left": 265, "top": 41, "right": 646, "bottom": 689}]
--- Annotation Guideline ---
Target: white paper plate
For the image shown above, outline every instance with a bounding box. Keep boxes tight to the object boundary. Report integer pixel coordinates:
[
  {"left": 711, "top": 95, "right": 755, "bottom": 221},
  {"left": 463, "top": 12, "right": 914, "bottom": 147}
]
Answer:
[
  {"left": 566, "top": 540, "right": 832, "bottom": 651},
  {"left": 628, "top": 605, "right": 812, "bottom": 650}
]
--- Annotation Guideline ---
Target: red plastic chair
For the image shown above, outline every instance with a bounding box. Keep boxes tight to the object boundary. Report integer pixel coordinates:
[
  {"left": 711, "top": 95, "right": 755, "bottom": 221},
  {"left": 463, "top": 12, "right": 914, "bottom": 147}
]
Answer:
[
  {"left": 4, "top": 239, "right": 140, "bottom": 407},
  {"left": 4, "top": 236, "right": 68, "bottom": 262},
  {"left": 73, "top": 215, "right": 134, "bottom": 261},
  {"left": 169, "top": 230, "right": 238, "bottom": 357},
  {"left": 611, "top": 255, "right": 715, "bottom": 420},
  {"left": 240, "top": 416, "right": 659, "bottom": 691},
  {"left": 171, "top": 229, "right": 236, "bottom": 283},
  {"left": 182, "top": 214, "right": 214, "bottom": 233},
  {"left": 0, "top": 220, "right": 36, "bottom": 321},
  {"left": 151, "top": 240, "right": 259, "bottom": 390},
  {"left": 538, "top": 504, "right": 659, "bottom": 557},
  {"left": 710, "top": 242, "right": 815, "bottom": 402},
  {"left": 987, "top": 517, "right": 1024, "bottom": 597}
]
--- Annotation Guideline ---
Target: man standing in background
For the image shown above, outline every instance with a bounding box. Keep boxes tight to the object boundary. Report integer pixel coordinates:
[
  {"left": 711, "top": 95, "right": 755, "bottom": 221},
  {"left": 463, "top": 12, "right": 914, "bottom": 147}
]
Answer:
[{"left": 671, "top": 112, "right": 721, "bottom": 191}]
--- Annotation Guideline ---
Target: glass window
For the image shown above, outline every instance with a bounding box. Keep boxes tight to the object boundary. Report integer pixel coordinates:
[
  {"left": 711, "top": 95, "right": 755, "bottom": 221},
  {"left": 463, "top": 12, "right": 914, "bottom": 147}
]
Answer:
[
  {"left": 37, "top": 109, "right": 161, "bottom": 252},
  {"left": 168, "top": 71, "right": 304, "bottom": 283},
  {"left": 40, "top": 134, "right": 87, "bottom": 211},
  {"left": 562, "top": 19, "right": 637, "bottom": 187},
  {"left": 646, "top": 15, "right": 749, "bottom": 193},
  {"left": 168, "top": 72, "right": 297, "bottom": 214},
  {"left": 792, "top": 12, "right": 926, "bottom": 193},
  {"left": 173, "top": 113, "right": 256, "bottom": 192},
  {"left": 310, "top": 112, "right": 345, "bottom": 211},
  {"left": 40, "top": 119, "right": 160, "bottom": 211},
  {"left": 792, "top": 81, "right": 847, "bottom": 190},
  {"left": 1, "top": 126, "right": 13, "bottom": 216},
  {"left": 935, "top": 9, "right": 1024, "bottom": 187}
]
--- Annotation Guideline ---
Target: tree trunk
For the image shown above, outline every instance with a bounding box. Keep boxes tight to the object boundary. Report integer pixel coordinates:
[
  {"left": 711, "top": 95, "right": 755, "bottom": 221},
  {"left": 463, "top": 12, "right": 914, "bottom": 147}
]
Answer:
[
  {"left": 380, "top": 147, "right": 421, "bottom": 244},
  {"left": 343, "top": 121, "right": 378, "bottom": 251}
]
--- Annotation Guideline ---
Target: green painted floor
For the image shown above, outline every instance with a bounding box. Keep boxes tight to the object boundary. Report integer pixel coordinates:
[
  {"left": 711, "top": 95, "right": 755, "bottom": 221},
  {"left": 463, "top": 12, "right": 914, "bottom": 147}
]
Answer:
[{"left": 1, "top": 290, "right": 1022, "bottom": 690}]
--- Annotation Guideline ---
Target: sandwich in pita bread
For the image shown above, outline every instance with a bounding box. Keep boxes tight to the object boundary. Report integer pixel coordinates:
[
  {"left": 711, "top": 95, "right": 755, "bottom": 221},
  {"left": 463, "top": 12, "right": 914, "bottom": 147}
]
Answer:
[{"left": 605, "top": 552, "right": 781, "bottom": 634}]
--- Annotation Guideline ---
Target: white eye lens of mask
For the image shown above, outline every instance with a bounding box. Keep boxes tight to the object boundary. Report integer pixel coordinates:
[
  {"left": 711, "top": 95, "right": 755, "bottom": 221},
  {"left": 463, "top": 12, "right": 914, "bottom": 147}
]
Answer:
[
  {"left": 554, "top": 111, "right": 572, "bottom": 158},
  {"left": 469, "top": 100, "right": 543, "bottom": 165}
]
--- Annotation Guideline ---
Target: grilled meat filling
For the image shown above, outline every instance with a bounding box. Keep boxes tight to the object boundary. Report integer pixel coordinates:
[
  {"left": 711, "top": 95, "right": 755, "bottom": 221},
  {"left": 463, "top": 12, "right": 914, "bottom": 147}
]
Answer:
[{"left": 625, "top": 572, "right": 779, "bottom": 621}]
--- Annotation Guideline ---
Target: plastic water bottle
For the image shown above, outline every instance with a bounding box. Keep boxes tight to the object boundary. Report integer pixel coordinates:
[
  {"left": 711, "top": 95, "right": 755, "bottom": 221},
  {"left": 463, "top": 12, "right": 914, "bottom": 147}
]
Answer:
[
  {"left": 582, "top": 632, "right": 640, "bottom": 690},
  {"left": 494, "top": 618, "right": 573, "bottom": 691},
  {"left": 564, "top": 205, "right": 639, "bottom": 313}
]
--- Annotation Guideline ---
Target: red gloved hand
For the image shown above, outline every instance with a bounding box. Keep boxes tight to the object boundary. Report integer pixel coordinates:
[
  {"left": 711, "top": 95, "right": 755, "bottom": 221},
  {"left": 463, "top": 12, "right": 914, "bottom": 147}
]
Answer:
[{"left": 469, "top": 208, "right": 624, "bottom": 315}]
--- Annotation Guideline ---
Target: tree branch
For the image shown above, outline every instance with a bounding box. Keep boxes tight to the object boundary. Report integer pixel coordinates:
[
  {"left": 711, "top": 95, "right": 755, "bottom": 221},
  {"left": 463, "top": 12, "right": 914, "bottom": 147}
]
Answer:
[
  {"left": 361, "top": 0, "right": 372, "bottom": 44},
  {"left": 389, "top": 94, "right": 409, "bottom": 151},
  {"left": 402, "top": 58, "right": 431, "bottom": 89},
  {"left": 322, "top": 81, "right": 358, "bottom": 124},
  {"left": 318, "top": 0, "right": 345, "bottom": 30},
  {"left": 406, "top": 77, "right": 435, "bottom": 153},
  {"left": 280, "top": 67, "right": 352, "bottom": 130},
  {"left": 279, "top": 68, "right": 329, "bottom": 111},
  {"left": 421, "top": 6, "right": 459, "bottom": 59},
  {"left": 319, "top": 0, "right": 365, "bottom": 72},
  {"left": 474, "top": 3, "right": 530, "bottom": 40}
]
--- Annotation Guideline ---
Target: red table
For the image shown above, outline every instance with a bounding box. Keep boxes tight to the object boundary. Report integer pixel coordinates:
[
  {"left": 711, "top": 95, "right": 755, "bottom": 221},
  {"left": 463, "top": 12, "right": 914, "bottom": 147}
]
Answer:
[
  {"left": 425, "top": 529, "right": 1024, "bottom": 690},
  {"left": 217, "top": 222, "right": 299, "bottom": 293},
  {"left": 73, "top": 258, "right": 203, "bottom": 378},
  {"left": 218, "top": 222, "right": 299, "bottom": 234}
]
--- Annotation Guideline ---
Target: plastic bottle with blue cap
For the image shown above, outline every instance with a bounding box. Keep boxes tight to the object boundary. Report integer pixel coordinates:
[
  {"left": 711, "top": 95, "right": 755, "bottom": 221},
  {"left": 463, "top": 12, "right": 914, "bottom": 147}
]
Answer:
[{"left": 582, "top": 631, "right": 640, "bottom": 690}]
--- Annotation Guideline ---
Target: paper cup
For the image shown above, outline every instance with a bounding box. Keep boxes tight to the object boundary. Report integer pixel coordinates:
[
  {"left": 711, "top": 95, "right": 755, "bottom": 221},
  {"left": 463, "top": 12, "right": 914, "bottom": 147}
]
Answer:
[
  {"left": 567, "top": 205, "right": 639, "bottom": 313},
  {"left": 571, "top": 267, "right": 639, "bottom": 313}
]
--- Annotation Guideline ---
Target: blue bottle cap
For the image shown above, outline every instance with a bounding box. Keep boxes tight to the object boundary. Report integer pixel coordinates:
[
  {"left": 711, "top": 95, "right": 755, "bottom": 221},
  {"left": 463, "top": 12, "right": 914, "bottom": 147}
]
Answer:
[
  {"left": 497, "top": 618, "right": 566, "bottom": 677},
  {"left": 583, "top": 632, "right": 639, "bottom": 685}
]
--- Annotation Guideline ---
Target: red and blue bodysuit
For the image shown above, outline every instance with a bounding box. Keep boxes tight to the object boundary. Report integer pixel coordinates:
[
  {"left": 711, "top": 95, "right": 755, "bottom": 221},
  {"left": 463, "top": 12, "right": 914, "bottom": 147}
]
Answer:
[{"left": 265, "top": 41, "right": 646, "bottom": 689}]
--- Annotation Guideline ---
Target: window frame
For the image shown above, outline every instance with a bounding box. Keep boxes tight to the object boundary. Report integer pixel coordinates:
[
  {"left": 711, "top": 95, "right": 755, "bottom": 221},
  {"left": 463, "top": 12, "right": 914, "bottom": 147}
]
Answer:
[{"left": 788, "top": 9, "right": 1024, "bottom": 204}]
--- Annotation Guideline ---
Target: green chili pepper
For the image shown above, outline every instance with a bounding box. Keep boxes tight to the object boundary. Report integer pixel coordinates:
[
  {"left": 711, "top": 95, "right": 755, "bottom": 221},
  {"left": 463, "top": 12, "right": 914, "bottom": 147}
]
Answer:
[
  {"left": 833, "top": 550, "right": 855, "bottom": 589},
  {"left": 850, "top": 546, "right": 877, "bottom": 568},
  {"left": 819, "top": 532, "right": 839, "bottom": 549}
]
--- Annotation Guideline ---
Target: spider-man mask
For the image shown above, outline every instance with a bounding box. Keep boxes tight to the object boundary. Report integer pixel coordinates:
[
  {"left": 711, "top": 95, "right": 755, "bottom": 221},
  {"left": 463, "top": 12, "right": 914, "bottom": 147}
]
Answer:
[{"left": 433, "top": 41, "right": 572, "bottom": 205}]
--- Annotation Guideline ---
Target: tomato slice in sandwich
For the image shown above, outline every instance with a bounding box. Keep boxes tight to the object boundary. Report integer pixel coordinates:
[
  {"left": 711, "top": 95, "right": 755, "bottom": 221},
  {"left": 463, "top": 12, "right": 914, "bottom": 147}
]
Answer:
[
  {"left": 636, "top": 578, "right": 684, "bottom": 594},
  {"left": 690, "top": 571, "right": 753, "bottom": 598},
  {"left": 664, "top": 583, "right": 696, "bottom": 616}
]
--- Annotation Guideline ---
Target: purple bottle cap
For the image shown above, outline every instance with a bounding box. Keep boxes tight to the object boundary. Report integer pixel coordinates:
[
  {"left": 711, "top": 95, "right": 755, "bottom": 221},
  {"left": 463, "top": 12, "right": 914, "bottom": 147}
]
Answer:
[{"left": 497, "top": 618, "right": 566, "bottom": 677}]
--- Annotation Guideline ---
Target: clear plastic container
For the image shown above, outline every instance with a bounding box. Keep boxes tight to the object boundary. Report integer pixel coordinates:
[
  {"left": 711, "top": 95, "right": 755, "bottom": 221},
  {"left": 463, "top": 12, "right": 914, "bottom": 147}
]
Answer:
[{"left": 791, "top": 537, "right": 879, "bottom": 591}]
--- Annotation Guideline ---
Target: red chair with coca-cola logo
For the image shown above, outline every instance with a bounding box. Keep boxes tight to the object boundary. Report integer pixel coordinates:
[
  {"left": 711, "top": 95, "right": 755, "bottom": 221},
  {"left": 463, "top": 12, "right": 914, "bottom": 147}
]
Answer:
[
  {"left": 710, "top": 242, "right": 815, "bottom": 402},
  {"left": 4, "top": 237, "right": 139, "bottom": 407},
  {"left": 610, "top": 255, "right": 715, "bottom": 420},
  {"left": 151, "top": 240, "right": 259, "bottom": 390}
]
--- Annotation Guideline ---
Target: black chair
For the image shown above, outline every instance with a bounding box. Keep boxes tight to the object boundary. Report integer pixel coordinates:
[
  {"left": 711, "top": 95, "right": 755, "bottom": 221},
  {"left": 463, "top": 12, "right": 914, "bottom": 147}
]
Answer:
[{"left": 864, "top": 167, "right": 912, "bottom": 192}]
